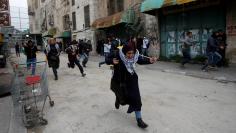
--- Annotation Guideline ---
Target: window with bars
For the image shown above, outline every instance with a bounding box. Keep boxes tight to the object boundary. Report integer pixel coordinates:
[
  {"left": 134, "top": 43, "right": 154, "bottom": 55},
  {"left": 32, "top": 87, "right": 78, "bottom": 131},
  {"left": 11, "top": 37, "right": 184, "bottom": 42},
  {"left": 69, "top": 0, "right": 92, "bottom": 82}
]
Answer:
[
  {"left": 107, "top": 0, "right": 124, "bottom": 15},
  {"left": 35, "top": 0, "right": 38, "bottom": 9},
  {"left": 84, "top": 5, "right": 90, "bottom": 28},
  {"left": 63, "top": 14, "right": 70, "bottom": 30},
  {"left": 117, "top": 0, "right": 124, "bottom": 12},
  {"left": 72, "top": 0, "right": 75, "bottom": 6},
  {"left": 72, "top": 12, "right": 76, "bottom": 30},
  {"left": 108, "top": 0, "right": 116, "bottom": 16}
]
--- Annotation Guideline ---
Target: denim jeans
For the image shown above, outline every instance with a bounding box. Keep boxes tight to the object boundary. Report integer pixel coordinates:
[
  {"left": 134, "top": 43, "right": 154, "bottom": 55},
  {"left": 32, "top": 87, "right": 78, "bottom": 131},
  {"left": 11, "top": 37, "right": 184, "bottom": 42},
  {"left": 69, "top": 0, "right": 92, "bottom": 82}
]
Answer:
[
  {"left": 141, "top": 48, "right": 148, "bottom": 56},
  {"left": 99, "top": 52, "right": 109, "bottom": 66},
  {"left": 202, "top": 52, "right": 222, "bottom": 70},
  {"left": 213, "top": 52, "right": 222, "bottom": 65},
  {"left": 80, "top": 53, "right": 88, "bottom": 66},
  {"left": 181, "top": 51, "right": 191, "bottom": 65},
  {"left": 26, "top": 58, "right": 36, "bottom": 75},
  {"left": 74, "top": 59, "right": 84, "bottom": 74}
]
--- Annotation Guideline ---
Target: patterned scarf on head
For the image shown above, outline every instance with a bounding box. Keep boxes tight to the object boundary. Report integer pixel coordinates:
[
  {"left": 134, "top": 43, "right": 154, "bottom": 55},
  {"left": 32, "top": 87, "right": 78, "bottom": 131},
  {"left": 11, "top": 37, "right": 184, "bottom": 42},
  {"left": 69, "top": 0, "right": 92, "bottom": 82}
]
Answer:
[{"left": 119, "top": 48, "right": 139, "bottom": 74}]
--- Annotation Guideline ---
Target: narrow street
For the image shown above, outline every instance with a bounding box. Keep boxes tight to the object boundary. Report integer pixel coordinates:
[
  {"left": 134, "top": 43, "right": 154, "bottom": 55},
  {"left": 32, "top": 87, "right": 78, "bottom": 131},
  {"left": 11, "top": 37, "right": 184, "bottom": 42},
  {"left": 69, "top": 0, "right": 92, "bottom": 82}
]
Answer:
[
  {"left": 27, "top": 53, "right": 236, "bottom": 133},
  {"left": 1, "top": 0, "right": 236, "bottom": 133}
]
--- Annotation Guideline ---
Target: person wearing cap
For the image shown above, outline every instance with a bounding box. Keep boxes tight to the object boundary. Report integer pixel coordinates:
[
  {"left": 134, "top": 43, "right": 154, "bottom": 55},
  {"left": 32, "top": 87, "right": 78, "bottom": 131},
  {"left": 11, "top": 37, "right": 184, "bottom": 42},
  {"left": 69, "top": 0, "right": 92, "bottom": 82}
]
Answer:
[{"left": 106, "top": 37, "right": 157, "bottom": 129}]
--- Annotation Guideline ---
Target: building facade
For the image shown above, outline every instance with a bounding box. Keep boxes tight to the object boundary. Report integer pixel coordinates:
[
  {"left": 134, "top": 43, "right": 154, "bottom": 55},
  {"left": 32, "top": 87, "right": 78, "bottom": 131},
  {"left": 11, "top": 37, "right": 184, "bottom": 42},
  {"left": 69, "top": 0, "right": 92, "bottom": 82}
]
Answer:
[
  {"left": 141, "top": 0, "right": 236, "bottom": 63},
  {"left": 27, "top": 0, "right": 158, "bottom": 54},
  {"left": 89, "top": 0, "right": 158, "bottom": 54},
  {"left": 28, "top": 0, "right": 71, "bottom": 48},
  {"left": 70, "top": 0, "right": 99, "bottom": 49}
]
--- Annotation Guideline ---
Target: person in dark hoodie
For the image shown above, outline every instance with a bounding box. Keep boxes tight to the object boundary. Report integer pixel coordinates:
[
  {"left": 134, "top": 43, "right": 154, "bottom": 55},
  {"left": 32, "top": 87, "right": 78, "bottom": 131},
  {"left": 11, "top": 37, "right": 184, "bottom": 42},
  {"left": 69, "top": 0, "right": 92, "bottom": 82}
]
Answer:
[
  {"left": 106, "top": 37, "right": 157, "bottom": 129},
  {"left": 45, "top": 38, "right": 60, "bottom": 80},
  {"left": 202, "top": 31, "right": 222, "bottom": 71},
  {"left": 65, "top": 40, "right": 86, "bottom": 77},
  {"left": 217, "top": 30, "right": 227, "bottom": 67}
]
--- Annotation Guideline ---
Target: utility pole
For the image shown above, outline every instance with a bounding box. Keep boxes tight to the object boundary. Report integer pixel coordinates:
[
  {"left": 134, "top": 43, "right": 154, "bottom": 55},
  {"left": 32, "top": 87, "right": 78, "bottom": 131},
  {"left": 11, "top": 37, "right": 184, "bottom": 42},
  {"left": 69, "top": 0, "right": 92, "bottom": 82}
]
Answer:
[{"left": 19, "top": 8, "right": 22, "bottom": 30}]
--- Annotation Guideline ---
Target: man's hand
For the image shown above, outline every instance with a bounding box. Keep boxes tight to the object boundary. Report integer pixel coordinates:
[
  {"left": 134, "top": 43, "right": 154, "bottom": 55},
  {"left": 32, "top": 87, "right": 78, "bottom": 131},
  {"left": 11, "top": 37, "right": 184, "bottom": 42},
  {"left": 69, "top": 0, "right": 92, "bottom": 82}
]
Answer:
[
  {"left": 113, "top": 58, "right": 119, "bottom": 64},
  {"left": 220, "top": 46, "right": 224, "bottom": 49}
]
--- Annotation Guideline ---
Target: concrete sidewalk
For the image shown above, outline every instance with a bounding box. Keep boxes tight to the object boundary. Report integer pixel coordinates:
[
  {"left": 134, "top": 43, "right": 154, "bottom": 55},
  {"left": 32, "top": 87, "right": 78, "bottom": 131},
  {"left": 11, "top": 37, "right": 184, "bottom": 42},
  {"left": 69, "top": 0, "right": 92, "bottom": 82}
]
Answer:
[
  {"left": 92, "top": 55, "right": 236, "bottom": 83},
  {"left": 0, "top": 96, "right": 27, "bottom": 133},
  {"left": 0, "top": 56, "right": 27, "bottom": 133},
  {"left": 145, "top": 61, "right": 236, "bottom": 83}
]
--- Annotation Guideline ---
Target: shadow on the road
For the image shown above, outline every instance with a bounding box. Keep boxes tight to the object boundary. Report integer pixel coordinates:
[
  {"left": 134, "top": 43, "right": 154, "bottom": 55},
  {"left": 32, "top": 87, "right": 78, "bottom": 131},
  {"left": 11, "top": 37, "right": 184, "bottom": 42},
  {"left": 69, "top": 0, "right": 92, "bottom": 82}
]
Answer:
[{"left": 0, "top": 92, "right": 11, "bottom": 98}]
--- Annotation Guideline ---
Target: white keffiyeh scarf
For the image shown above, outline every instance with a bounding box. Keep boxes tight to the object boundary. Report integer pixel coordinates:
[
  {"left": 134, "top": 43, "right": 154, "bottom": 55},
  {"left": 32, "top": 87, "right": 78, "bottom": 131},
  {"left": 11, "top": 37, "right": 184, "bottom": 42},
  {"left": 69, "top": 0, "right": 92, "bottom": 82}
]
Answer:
[{"left": 119, "top": 48, "right": 139, "bottom": 74}]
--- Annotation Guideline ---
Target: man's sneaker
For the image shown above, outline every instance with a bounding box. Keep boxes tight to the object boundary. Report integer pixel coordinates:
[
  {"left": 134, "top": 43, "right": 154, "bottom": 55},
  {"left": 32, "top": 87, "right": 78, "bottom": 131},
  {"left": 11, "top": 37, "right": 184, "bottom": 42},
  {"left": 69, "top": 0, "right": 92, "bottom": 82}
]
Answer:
[
  {"left": 82, "top": 63, "right": 86, "bottom": 67},
  {"left": 137, "top": 118, "right": 148, "bottom": 129},
  {"left": 82, "top": 73, "right": 86, "bottom": 77},
  {"left": 115, "top": 98, "right": 119, "bottom": 109},
  {"left": 67, "top": 63, "right": 71, "bottom": 68},
  {"left": 208, "top": 66, "right": 218, "bottom": 71}
]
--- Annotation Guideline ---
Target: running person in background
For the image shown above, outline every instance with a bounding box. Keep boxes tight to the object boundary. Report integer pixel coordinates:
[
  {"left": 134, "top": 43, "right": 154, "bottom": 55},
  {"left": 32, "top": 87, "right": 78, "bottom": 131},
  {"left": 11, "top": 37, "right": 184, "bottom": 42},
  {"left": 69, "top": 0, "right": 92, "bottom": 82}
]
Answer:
[
  {"left": 15, "top": 42, "right": 20, "bottom": 57},
  {"left": 45, "top": 38, "right": 60, "bottom": 80},
  {"left": 202, "top": 32, "right": 222, "bottom": 71},
  {"left": 23, "top": 40, "right": 38, "bottom": 75},
  {"left": 99, "top": 39, "right": 111, "bottom": 67},
  {"left": 180, "top": 31, "right": 195, "bottom": 68},
  {"left": 65, "top": 40, "right": 86, "bottom": 77},
  {"left": 82, "top": 40, "right": 92, "bottom": 67}
]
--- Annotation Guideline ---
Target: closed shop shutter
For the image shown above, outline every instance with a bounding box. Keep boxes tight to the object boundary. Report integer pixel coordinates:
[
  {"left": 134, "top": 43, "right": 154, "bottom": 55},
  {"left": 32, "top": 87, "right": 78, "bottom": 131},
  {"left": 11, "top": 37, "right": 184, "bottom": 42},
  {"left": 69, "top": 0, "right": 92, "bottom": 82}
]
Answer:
[{"left": 160, "top": 6, "right": 226, "bottom": 58}]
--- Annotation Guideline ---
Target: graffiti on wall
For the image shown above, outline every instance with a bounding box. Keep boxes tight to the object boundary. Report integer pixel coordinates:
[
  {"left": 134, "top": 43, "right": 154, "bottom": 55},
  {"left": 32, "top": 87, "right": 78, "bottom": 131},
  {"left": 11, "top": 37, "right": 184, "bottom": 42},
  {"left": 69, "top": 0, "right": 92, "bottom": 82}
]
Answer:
[
  {"left": 167, "top": 31, "right": 175, "bottom": 43},
  {"left": 166, "top": 29, "right": 217, "bottom": 57},
  {"left": 167, "top": 31, "right": 176, "bottom": 56},
  {"left": 167, "top": 43, "right": 176, "bottom": 56}
]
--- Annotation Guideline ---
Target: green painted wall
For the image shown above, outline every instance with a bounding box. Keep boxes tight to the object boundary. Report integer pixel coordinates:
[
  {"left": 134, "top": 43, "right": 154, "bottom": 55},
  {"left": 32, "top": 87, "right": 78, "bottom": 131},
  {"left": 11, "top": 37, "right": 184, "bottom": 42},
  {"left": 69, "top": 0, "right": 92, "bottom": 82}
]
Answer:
[{"left": 160, "top": 6, "right": 226, "bottom": 58}]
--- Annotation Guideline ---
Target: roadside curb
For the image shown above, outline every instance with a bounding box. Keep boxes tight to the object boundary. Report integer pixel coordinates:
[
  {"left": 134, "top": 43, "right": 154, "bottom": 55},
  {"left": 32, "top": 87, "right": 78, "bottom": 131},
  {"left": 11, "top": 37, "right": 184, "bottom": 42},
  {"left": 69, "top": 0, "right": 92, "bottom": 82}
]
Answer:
[{"left": 160, "top": 69, "right": 236, "bottom": 83}]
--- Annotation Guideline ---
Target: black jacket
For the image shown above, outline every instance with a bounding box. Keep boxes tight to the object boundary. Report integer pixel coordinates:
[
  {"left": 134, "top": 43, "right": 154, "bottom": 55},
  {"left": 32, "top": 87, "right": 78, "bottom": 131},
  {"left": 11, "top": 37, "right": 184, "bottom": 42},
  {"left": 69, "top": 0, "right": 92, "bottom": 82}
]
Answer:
[
  {"left": 106, "top": 50, "right": 152, "bottom": 112},
  {"left": 24, "top": 45, "right": 38, "bottom": 59},
  {"left": 206, "top": 36, "right": 219, "bottom": 53},
  {"left": 65, "top": 45, "right": 79, "bottom": 61},
  {"left": 47, "top": 44, "right": 60, "bottom": 68}
]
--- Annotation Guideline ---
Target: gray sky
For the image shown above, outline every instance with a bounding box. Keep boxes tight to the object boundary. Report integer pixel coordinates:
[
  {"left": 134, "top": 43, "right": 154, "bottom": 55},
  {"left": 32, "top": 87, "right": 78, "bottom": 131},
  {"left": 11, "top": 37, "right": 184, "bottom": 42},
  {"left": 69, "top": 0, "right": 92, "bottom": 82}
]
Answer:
[
  {"left": 9, "top": 0, "right": 29, "bottom": 31},
  {"left": 9, "top": 0, "right": 28, "bottom": 8}
]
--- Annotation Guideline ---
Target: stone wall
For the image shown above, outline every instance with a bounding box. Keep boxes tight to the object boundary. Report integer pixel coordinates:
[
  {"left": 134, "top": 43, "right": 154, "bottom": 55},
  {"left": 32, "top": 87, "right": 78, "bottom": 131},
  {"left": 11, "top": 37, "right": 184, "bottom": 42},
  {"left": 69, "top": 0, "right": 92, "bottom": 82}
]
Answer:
[{"left": 226, "top": 0, "right": 236, "bottom": 63}]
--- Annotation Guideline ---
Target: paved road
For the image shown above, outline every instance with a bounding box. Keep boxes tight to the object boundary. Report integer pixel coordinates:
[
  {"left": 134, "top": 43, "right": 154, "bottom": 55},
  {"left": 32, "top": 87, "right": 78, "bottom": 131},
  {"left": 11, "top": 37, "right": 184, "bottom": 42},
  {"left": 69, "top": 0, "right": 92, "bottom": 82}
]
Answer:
[{"left": 26, "top": 53, "right": 236, "bottom": 133}]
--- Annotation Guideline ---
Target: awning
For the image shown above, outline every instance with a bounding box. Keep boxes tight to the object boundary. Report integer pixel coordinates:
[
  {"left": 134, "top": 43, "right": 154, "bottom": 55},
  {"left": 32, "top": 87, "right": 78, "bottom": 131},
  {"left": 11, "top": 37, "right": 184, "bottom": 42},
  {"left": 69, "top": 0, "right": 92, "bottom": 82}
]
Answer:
[
  {"left": 141, "top": 0, "right": 197, "bottom": 15},
  {"left": 42, "top": 28, "right": 57, "bottom": 37},
  {"left": 92, "top": 9, "right": 136, "bottom": 29},
  {"left": 61, "top": 31, "right": 71, "bottom": 38},
  {"left": 54, "top": 31, "right": 71, "bottom": 38}
]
